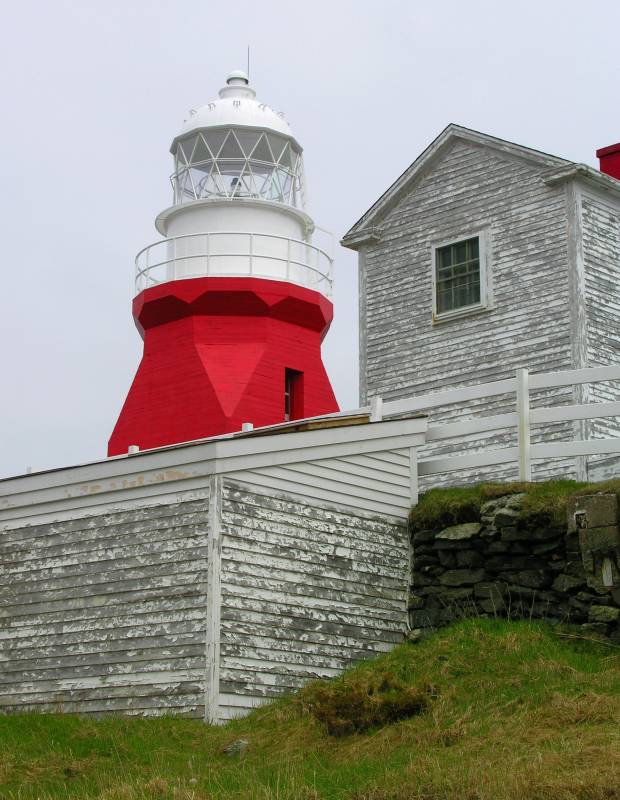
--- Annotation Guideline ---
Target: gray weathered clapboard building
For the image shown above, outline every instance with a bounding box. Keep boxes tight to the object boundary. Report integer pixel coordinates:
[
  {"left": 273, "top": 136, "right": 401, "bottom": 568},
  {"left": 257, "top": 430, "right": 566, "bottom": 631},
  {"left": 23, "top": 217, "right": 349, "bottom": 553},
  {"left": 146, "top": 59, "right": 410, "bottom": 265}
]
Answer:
[
  {"left": 342, "top": 125, "right": 620, "bottom": 484},
  {"left": 0, "top": 415, "right": 426, "bottom": 720}
]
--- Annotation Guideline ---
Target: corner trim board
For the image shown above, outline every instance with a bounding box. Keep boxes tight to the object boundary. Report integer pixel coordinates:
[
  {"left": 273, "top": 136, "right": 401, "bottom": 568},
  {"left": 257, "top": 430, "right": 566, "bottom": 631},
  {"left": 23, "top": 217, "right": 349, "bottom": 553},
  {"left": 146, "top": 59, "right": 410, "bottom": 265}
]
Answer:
[
  {"left": 205, "top": 475, "right": 222, "bottom": 723},
  {"left": 565, "top": 181, "right": 588, "bottom": 481},
  {"left": 358, "top": 246, "right": 368, "bottom": 406}
]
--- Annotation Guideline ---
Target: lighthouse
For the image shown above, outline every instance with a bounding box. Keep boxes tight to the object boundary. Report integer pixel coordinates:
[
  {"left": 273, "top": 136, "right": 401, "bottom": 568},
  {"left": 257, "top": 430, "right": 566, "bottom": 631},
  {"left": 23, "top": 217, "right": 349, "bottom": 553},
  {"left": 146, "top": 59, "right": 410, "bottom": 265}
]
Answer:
[{"left": 108, "top": 71, "right": 339, "bottom": 456}]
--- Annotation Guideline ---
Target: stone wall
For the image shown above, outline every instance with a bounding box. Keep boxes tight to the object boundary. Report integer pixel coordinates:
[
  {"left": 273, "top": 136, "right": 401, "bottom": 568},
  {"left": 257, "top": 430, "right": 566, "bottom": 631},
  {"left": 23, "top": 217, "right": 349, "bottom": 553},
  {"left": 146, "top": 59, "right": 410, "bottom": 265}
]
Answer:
[{"left": 409, "top": 492, "right": 620, "bottom": 641}]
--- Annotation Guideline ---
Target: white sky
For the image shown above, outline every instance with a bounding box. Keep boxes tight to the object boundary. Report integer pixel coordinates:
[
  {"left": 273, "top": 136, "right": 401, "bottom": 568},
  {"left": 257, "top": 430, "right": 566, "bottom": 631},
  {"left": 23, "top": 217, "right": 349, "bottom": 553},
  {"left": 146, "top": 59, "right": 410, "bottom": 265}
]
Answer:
[{"left": 1, "top": 0, "right": 618, "bottom": 478}]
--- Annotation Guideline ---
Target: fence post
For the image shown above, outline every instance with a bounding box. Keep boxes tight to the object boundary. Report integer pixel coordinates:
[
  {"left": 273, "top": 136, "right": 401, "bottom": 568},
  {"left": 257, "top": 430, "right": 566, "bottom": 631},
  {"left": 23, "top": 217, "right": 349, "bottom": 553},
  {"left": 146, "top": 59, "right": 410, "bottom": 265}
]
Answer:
[{"left": 516, "top": 367, "right": 532, "bottom": 481}]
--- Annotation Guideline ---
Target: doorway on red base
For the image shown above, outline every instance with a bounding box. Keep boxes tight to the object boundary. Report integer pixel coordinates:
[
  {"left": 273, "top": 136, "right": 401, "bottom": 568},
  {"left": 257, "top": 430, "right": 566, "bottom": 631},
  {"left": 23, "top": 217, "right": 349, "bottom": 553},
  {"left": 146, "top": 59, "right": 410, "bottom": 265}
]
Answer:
[{"left": 284, "top": 368, "right": 304, "bottom": 422}]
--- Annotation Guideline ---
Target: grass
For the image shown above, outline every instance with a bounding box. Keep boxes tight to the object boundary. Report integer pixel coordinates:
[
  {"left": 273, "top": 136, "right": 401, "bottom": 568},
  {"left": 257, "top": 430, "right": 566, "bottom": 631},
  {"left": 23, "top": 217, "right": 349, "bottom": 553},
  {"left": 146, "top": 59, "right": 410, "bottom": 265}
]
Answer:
[
  {"left": 2, "top": 619, "right": 620, "bottom": 800},
  {"left": 408, "top": 478, "right": 620, "bottom": 531}
]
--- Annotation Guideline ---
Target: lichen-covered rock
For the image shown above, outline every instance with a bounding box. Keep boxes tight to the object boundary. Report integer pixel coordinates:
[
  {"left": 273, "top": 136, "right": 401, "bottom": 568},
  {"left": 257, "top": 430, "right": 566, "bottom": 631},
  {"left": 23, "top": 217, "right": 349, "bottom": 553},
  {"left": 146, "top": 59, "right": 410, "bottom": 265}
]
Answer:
[
  {"left": 552, "top": 574, "right": 585, "bottom": 593},
  {"left": 480, "top": 500, "right": 501, "bottom": 517},
  {"left": 414, "top": 554, "right": 440, "bottom": 568},
  {"left": 439, "top": 569, "right": 486, "bottom": 587},
  {"left": 530, "top": 527, "right": 565, "bottom": 541},
  {"left": 588, "top": 605, "right": 620, "bottom": 624},
  {"left": 486, "top": 554, "right": 543, "bottom": 572},
  {"left": 409, "top": 608, "right": 440, "bottom": 627},
  {"left": 440, "top": 587, "right": 474, "bottom": 602},
  {"left": 514, "top": 570, "right": 552, "bottom": 589},
  {"left": 407, "top": 628, "right": 427, "bottom": 643},
  {"left": 222, "top": 739, "right": 249, "bottom": 757},
  {"left": 486, "top": 541, "right": 512, "bottom": 553},
  {"left": 581, "top": 622, "right": 610, "bottom": 636},
  {"left": 435, "top": 523, "right": 482, "bottom": 544},
  {"left": 504, "top": 493, "right": 526, "bottom": 509},
  {"left": 474, "top": 581, "right": 507, "bottom": 600},
  {"left": 438, "top": 550, "right": 457, "bottom": 569},
  {"left": 412, "top": 529, "right": 436, "bottom": 544},
  {"left": 495, "top": 508, "right": 521, "bottom": 527},
  {"left": 532, "top": 538, "right": 562, "bottom": 555},
  {"left": 456, "top": 549, "right": 483, "bottom": 569},
  {"left": 500, "top": 526, "right": 532, "bottom": 542}
]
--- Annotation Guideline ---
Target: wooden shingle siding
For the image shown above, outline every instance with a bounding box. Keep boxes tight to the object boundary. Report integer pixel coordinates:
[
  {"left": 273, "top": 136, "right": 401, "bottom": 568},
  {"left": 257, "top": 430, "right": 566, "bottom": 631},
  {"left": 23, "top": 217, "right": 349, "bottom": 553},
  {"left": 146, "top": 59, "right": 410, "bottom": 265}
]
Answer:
[
  {"left": 362, "top": 139, "right": 576, "bottom": 485},
  {"left": 217, "top": 481, "right": 409, "bottom": 720},
  {"left": 582, "top": 189, "right": 620, "bottom": 479},
  {"left": 0, "top": 496, "right": 210, "bottom": 716}
]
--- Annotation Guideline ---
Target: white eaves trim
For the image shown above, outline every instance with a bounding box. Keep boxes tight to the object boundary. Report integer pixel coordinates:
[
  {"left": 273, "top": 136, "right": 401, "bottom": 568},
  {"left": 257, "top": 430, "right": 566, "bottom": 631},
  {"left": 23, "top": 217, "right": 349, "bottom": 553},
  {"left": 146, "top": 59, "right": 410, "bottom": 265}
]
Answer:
[
  {"left": 0, "top": 416, "right": 428, "bottom": 528},
  {"left": 543, "top": 163, "right": 620, "bottom": 199}
]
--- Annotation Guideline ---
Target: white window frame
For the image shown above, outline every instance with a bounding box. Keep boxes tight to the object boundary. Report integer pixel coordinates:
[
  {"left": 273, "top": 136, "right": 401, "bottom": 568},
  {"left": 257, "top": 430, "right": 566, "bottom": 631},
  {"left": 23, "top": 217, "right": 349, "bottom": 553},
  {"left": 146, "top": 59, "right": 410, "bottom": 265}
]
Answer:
[{"left": 430, "top": 229, "right": 492, "bottom": 324}]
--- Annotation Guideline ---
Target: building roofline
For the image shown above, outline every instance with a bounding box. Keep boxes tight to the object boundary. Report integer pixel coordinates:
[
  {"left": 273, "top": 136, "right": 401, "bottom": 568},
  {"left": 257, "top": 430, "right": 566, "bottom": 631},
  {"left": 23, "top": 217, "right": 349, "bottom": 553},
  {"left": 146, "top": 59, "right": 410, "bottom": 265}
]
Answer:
[
  {"left": 543, "top": 162, "right": 620, "bottom": 198},
  {"left": 341, "top": 124, "right": 573, "bottom": 249},
  {"left": 0, "top": 408, "right": 428, "bottom": 486},
  {"left": 0, "top": 413, "right": 428, "bottom": 528}
]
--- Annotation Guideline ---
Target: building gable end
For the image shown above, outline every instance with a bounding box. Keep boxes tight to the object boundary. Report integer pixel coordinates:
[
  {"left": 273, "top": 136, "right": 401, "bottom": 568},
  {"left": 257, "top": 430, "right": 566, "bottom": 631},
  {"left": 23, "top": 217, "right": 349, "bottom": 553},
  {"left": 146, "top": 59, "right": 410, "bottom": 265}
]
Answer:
[{"left": 342, "top": 125, "right": 571, "bottom": 249}]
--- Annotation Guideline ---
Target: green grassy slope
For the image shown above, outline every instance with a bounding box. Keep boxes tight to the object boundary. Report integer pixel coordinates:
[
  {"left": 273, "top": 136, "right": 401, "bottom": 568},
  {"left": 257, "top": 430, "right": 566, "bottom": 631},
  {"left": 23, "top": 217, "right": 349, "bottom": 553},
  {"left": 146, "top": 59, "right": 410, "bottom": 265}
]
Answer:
[{"left": 2, "top": 619, "right": 620, "bottom": 800}]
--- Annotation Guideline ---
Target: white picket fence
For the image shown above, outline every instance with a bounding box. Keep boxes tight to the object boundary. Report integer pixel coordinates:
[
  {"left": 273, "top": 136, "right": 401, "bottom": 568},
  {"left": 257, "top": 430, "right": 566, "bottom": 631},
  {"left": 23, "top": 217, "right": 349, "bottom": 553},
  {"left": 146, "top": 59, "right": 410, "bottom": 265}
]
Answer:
[{"left": 368, "top": 365, "right": 620, "bottom": 482}]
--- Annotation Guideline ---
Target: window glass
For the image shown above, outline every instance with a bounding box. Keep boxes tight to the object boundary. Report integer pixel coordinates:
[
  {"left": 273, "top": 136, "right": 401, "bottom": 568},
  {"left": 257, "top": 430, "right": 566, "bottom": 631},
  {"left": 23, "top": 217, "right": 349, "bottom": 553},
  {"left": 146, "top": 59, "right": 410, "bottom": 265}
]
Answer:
[
  {"left": 219, "top": 131, "right": 244, "bottom": 159},
  {"left": 252, "top": 134, "right": 275, "bottom": 163},
  {"left": 203, "top": 130, "right": 228, "bottom": 158},
  {"left": 192, "top": 135, "right": 211, "bottom": 164},
  {"left": 435, "top": 237, "right": 481, "bottom": 314},
  {"left": 178, "top": 135, "right": 197, "bottom": 163},
  {"left": 235, "top": 130, "right": 260, "bottom": 158}
]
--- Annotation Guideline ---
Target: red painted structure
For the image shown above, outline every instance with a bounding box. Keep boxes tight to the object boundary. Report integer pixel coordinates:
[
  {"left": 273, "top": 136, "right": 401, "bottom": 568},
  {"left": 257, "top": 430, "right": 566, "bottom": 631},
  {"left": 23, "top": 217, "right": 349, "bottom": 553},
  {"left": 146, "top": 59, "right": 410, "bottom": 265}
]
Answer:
[
  {"left": 108, "top": 277, "right": 339, "bottom": 455},
  {"left": 597, "top": 143, "right": 620, "bottom": 181}
]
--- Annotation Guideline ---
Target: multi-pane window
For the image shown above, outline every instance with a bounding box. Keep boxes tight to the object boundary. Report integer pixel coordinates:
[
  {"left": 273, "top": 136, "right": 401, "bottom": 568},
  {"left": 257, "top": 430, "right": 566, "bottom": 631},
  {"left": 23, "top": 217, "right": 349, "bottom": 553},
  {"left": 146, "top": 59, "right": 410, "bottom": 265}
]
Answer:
[{"left": 435, "top": 237, "right": 481, "bottom": 314}]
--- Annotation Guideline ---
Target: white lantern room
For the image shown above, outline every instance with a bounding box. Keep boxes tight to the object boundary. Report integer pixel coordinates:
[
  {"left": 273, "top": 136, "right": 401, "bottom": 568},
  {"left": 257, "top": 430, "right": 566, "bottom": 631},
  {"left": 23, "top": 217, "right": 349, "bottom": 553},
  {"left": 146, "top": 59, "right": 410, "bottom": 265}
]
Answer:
[{"left": 135, "top": 72, "right": 332, "bottom": 298}]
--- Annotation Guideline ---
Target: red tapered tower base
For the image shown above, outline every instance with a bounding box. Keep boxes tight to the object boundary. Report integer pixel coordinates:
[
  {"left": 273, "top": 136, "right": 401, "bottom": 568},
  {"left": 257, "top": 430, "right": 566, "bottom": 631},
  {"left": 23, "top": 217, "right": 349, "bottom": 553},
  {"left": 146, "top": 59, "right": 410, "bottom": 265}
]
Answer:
[{"left": 108, "top": 277, "right": 339, "bottom": 455}]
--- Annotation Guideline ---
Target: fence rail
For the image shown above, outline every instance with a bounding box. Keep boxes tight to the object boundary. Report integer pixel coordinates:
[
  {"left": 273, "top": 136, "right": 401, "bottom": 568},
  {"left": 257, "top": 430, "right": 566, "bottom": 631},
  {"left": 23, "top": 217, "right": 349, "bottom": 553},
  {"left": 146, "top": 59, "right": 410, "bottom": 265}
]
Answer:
[{"left": 368, "top": 365, "right": 620, "bottom": 480}]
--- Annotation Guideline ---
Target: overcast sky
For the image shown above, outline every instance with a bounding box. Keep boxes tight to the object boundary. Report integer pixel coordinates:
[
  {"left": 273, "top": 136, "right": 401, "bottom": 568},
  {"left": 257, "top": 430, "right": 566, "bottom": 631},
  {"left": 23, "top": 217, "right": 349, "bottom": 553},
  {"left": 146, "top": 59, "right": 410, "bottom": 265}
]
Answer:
[{"left": 0, "top": 0, "right": 618, "bottom": 478}]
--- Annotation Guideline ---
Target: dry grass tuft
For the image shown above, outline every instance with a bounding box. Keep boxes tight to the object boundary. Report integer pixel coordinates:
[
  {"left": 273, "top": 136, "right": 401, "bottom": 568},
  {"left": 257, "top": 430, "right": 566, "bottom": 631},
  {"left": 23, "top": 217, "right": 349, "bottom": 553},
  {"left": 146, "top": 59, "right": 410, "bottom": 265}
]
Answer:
[
  {"left": 300, "top": 670, "right": 431, "bottom": 737},
  {"left": 97, "top": 785, "right": 135, "bottom": 800},
  {"left": 142, "top": 777, "right": 170, "bottom": 797},
  {"left": 540, "top": 691, "right": 619, "bottom": 726}
]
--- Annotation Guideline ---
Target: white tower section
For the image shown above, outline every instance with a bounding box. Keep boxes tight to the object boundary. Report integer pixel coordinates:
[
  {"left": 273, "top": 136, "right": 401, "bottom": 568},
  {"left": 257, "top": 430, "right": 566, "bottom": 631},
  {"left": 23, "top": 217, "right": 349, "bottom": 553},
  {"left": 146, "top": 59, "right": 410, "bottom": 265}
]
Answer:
[{"left": 135, "top": 71, "right": 332, "bottom": 298}]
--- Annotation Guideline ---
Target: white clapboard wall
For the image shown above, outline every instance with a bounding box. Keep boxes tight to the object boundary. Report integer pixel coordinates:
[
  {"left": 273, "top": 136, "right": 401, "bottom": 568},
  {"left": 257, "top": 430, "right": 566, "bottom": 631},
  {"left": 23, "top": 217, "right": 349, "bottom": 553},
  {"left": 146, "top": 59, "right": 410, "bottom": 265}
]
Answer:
[
  {"left": 344, "top": 127, "right": 620, "bottom": 487},
  {"left": 0, "top": 416, "right": 426, "bottom": 718},
  {"left": 216, "top": 481, "right": 409, "bottom": 722}
]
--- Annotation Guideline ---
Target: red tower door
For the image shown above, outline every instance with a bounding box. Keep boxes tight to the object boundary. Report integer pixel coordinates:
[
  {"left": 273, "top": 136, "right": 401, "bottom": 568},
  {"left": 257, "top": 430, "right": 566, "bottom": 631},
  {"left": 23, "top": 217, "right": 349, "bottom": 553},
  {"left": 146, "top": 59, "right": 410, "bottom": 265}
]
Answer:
[{"left": 284, "top": 368, "right": 304, "bottom": 422}]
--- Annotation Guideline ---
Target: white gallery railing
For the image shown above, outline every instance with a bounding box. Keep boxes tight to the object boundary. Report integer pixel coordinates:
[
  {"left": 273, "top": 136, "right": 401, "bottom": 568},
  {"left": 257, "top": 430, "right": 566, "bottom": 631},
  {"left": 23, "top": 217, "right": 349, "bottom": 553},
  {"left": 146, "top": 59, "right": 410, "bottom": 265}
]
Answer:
[
  {"left": 366, "top": 365, "right": 620, "bottom": 481},
  {"left": 135, "top": 231, "right": 333, "bottom": 297}
]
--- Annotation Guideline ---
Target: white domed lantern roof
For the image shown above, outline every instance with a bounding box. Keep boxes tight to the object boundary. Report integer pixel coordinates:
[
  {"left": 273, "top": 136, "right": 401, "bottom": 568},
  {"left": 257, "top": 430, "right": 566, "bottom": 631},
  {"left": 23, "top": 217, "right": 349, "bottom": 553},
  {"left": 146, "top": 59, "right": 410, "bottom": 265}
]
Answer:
[
  {"left": 175, "top": 71, "right": 295, "bottom": 140},
  {"left": 170, "top": 72, "right": 306, "bottom": 210}
]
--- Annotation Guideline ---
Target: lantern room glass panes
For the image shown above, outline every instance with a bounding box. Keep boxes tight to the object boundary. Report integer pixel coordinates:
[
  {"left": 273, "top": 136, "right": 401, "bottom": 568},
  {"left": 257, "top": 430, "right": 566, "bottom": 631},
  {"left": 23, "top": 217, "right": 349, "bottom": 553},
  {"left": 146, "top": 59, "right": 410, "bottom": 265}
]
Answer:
[
  {"left": 435, "top": 237, "right": 481, "bottom": 314},
  {"left": 171, "top": 128, "right": 305, "bottom": 209}
]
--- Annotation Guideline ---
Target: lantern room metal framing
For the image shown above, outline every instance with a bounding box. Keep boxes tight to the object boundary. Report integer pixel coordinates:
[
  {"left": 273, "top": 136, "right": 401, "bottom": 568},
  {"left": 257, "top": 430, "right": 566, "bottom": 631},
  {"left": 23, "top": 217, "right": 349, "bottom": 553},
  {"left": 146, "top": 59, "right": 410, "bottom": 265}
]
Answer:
[{"left": 171, "top": 127, "right": 306, "bottom": 209}]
